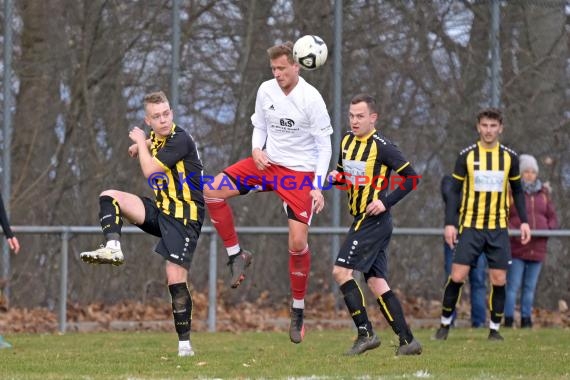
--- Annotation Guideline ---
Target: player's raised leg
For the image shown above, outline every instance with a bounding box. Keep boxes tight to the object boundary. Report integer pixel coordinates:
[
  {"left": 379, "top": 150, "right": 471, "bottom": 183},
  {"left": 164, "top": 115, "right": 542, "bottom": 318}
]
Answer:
[
  {"left": 204, "top": 172, "right": 253, "bottom": 288},
  {"left": 80, "top": 190, "right": 145, "bottom": 265}
]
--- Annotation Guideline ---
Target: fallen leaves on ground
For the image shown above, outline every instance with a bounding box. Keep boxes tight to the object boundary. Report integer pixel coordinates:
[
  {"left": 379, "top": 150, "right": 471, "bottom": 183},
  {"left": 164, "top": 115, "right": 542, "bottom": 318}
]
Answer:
[{"left": 1, "top": 285, "right": 568, "bottom": 334}]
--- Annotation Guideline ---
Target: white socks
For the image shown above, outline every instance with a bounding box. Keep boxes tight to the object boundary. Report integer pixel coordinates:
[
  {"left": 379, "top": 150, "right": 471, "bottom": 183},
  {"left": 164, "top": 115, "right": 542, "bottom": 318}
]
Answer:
[
  {"left": 441, "top": 315, "right": 454, "bottom": 326},
  {"left": 178, "top": 340, "right": 194, "bottom": 357},
  {"left": 292, "top": 299, "right": 305, "bottom": 309},
  {"left": 489, "top": 321, "right": 501, "bottom": 331},
  {"left": 105, "top": 240, "right": 121, "bottom": 250},
  {"left": 226, "top": 244, "right": 241, "bottom": 256}
]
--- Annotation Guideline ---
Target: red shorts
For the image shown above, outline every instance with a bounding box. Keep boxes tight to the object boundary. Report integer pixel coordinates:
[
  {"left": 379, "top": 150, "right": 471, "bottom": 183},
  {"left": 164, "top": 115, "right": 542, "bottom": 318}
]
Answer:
[{"left": 223, "top": 157, "right": 315, "bottom": 225}]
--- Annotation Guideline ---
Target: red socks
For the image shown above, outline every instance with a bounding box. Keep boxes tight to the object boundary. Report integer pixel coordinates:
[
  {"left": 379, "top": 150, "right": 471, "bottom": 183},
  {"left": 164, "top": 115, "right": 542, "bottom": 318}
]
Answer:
[
  {"left": 289, "top": 246, "right": 311, "bottom": 300},
  {"left": 205, "top": 197, "right": 238, "bottom": 248},
  {"left": 207, "top": 196, "right": 312, "bottom": 302}
]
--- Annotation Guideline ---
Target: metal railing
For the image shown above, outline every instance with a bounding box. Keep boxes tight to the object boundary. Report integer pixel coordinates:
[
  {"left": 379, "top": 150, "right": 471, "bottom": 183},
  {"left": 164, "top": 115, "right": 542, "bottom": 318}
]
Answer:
[{"left": 6, "top": 226, "right": 570, "bottom": 333}]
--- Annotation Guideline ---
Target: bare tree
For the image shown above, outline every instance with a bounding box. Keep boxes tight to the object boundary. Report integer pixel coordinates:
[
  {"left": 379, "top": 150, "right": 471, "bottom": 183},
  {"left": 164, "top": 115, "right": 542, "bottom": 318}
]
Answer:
[{"left": 1, "top": 0, "right": 567, "bottom": 310}]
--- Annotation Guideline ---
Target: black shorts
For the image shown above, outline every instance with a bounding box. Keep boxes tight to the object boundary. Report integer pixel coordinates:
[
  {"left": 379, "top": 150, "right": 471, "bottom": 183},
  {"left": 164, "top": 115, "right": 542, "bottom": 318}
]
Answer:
[
  {"left": 136, "top": 197, "right": 202, "bottom": 270},
  {"left": 454, "top": 227, "right": 510, "bottom": 270},
  {"left": 335, "top": 213, "right": 392, "bottom": 280}
]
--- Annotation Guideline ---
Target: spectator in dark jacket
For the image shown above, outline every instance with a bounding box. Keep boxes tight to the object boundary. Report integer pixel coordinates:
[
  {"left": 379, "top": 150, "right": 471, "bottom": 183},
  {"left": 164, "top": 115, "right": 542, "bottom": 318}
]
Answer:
[{"left": 505, "top": 154, "right": 559, "bottom": 328}]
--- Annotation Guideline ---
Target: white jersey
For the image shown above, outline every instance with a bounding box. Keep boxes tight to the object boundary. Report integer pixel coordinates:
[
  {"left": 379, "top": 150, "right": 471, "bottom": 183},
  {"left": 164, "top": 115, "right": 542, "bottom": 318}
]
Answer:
[{"left": 251, "top": 77, "right": 333, "bottom": 172}]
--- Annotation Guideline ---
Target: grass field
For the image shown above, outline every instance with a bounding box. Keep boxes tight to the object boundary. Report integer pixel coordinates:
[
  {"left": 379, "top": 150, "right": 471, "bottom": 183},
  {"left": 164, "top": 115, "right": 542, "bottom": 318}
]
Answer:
[{"left": 1, "top": 328, "right": 568, "bottom": 379}]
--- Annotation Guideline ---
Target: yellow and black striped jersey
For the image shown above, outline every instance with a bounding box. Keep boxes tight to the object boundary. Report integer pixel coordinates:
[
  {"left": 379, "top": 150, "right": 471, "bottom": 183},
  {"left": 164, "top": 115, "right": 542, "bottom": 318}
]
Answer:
[
  {"left": 150, "top": 124, "right": 204, "bottom": 224},
  {"left": 452, "top": 142, "right": 520, "bottom": 229},
  {"left": 336, "top": 130, "right": 412, "bottom": 217}
]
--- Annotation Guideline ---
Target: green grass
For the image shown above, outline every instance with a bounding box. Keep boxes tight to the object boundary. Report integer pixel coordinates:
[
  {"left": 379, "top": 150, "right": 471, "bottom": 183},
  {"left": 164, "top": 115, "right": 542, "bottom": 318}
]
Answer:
[{"left": 0, "top": 328, "right": 569, "bottom": 379}]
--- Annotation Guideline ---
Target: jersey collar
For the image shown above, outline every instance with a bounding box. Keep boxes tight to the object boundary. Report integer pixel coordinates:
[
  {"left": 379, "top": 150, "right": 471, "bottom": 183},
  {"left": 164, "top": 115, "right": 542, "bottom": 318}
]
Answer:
[
  {"left": 354, "top": 128, "right": 377, "bottom": 141},
  {"left": 477, "top": 140, "right": 499, "bottom": 152},
  {"left": 152, "top": 123, "right": 176, "bottom": 142}
]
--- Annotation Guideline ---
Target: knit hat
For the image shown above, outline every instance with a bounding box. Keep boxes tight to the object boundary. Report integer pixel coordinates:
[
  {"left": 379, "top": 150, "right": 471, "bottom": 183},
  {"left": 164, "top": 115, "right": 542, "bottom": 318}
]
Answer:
[{"left": 519, "top": 154, "right": 539, "bottom": 174}]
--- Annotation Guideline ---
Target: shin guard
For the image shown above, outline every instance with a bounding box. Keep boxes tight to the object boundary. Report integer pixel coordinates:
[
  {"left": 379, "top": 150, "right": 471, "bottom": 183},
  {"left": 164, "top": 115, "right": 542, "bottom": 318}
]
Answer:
[
  {"left": 490, "top": 284, "right": 505, "bottom": 324},
  {"left": 340, "top": 279, "right": 371, "bottom": 332},
  {"left": 169, "top": 283, "right": 192, "bottom": 341},
  {"left": 442, "top": 277, "right": 464, "bottom": 318},
  {"left": 99, "top": 195, "right": 122, "bottom": 240},
  {"left": 377, "top": 290, "right": 413, "bottom": 344}
]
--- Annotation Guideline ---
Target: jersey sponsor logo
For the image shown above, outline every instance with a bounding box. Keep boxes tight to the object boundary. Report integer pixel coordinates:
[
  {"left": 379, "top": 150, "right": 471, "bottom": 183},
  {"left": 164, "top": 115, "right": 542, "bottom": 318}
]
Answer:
[
  {"left": 320, "top": 124, "right": 333, "bottom": 133},
  {"left": 290, "top": 271, "right": 307, "bottom": 277},
  {"left": 343, "top": 160, "right": 366, "bottom": 177},
  {"left": 269, "top": 104, "right": 275, "bottom": 110},
  {"left": 269, "top": 118, "right": 299, "bottom": 134},
  {"left": 342, "top": 159, "right": 368, "bottom": 188},
  {"left": 279, "top": 118, "right": 295, "bottom": 127},
  {"left": 473, "top": 170, "right": 505, "bottom": 192}
]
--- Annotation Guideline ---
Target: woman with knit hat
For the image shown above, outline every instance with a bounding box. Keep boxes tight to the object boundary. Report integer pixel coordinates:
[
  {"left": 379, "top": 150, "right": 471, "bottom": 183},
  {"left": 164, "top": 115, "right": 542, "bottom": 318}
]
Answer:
[{"left": 505, "top": 154, "right": 559, "bottom": 328}]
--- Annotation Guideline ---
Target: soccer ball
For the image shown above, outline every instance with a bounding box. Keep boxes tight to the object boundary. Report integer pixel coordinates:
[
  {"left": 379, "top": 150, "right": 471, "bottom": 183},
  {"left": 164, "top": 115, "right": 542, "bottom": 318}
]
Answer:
[{"left": 293, "top": 35, "right": 328, "bottom": 71}]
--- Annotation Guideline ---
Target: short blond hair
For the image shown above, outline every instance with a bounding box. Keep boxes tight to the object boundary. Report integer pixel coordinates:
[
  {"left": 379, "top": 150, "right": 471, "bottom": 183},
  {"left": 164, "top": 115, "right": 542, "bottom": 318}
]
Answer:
[
  {"left": 143, "top": 91, "right": 169, "bottom": 109},
  {"left": 267, "top": 41, "right": 295, "bottom": 64}
]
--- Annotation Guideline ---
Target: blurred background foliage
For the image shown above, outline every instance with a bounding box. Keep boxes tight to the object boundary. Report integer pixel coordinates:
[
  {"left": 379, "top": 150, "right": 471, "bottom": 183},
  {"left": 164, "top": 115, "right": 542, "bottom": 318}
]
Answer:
[{"left": 0, "top": 1, "right": 568, "bottom": 311}]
